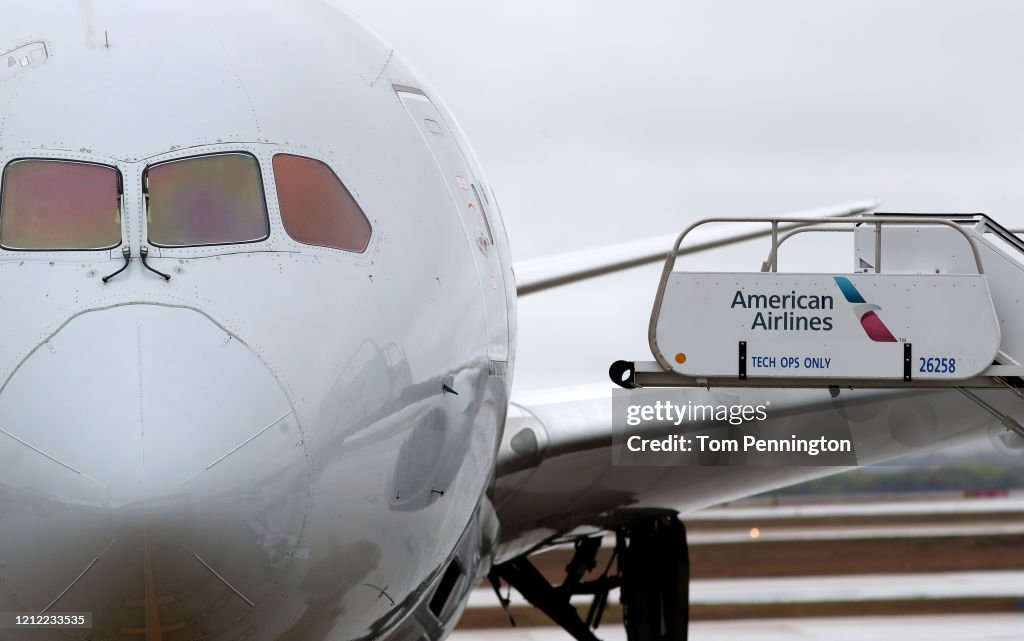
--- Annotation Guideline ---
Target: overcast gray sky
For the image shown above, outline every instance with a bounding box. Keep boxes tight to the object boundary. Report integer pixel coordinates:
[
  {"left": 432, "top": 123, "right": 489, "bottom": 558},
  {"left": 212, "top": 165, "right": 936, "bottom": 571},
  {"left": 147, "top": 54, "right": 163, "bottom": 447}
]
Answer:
[{"left": 340, "top": 0, "right": 1024, "bottom": 391}]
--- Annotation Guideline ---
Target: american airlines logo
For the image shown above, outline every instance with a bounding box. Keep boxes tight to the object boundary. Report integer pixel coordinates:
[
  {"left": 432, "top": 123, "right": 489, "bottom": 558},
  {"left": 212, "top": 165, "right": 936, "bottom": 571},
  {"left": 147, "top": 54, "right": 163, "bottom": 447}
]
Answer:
[{"left": 833, "top": 276, "right": 898, "bottom": 342}]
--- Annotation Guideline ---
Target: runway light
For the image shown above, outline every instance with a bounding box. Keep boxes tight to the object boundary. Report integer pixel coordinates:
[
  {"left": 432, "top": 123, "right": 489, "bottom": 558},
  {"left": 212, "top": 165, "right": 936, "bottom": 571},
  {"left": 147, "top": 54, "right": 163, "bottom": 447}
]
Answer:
[
  {"left": 749, "top": 527, "right": 760, "bottom": 539},
  {"left": 675, "top": 353, "right": 687, "bottom": 364}
]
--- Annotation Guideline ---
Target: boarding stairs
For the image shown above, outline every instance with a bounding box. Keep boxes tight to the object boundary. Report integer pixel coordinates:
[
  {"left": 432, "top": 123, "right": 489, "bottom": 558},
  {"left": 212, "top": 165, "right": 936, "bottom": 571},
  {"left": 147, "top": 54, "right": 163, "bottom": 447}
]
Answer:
[{"left": 612, "top": 214, "right": 1024, "bottom": 429}]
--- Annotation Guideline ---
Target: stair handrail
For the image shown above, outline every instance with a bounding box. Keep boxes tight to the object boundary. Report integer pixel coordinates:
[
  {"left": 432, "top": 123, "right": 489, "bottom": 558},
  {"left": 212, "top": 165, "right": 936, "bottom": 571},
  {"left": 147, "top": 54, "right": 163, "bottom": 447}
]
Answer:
[{"left": 648, "top": 216, "right": 986, "bottom": 372}]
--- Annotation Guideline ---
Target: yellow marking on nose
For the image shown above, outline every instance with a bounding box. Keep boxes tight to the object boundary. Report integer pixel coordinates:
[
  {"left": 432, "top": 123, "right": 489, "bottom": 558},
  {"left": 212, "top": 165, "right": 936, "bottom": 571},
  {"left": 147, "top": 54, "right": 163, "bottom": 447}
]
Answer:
[{"left": 120, "top": 535, "right": 185, "bottom": 640}]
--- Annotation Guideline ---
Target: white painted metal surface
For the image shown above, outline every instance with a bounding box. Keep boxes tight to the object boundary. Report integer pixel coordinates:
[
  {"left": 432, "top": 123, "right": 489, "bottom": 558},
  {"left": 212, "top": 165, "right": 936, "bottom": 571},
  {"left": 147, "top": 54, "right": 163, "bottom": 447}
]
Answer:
[
  {"left": 655, "top": 272, "right": 1001, "bottom": 380},
  {"left": 0, "top": 2, "right": 512, "bottom": 640},
  {"left": 856, "top": 216, "right": 1024, "bottom": 367}
]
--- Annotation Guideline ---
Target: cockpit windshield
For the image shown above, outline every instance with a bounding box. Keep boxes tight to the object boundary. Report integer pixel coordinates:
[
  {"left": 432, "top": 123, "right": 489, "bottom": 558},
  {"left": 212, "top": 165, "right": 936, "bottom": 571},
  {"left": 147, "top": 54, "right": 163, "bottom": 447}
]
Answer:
[
  {"left": 146, "top": 152, "right": 269, "bottom": 247},
  {"left": 273, "top": 154, "right": 372, "bottom": 253},
  {"left": 0, "top": 159, "right": 122, "bottom": 250}
]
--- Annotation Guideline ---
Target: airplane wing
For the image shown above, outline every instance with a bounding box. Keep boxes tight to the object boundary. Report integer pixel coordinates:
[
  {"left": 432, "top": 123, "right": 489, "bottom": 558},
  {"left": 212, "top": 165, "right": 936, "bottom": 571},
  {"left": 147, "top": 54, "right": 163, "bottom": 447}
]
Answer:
[
  {"left": 514, "top": 199, "right": 879, "bottom": 296},
  {"left": 493, "top": 384, "right": 1017, "bottom": 561},
  {"left": 486, "top": 378, "right": 1019, "bottom": 641}
]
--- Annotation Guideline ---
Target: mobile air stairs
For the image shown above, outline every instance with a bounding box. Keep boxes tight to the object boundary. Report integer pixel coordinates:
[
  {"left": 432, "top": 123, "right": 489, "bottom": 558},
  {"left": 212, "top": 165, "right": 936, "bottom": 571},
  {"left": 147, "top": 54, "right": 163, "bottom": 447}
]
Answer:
[{"left": 611, "top": 213, "right": 1024, "bottom": 439}]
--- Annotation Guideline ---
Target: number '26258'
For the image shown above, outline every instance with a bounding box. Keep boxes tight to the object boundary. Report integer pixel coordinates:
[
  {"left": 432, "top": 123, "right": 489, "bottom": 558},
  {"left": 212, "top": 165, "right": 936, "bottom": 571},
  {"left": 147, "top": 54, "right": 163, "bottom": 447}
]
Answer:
[{"left": 919, "top": 357, "right": 956, "bottom": 374}]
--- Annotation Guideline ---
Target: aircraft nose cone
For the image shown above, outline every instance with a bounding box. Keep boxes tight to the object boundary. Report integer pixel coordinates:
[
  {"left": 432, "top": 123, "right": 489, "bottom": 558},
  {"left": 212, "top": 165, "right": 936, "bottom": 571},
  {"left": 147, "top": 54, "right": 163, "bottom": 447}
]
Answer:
[{"left": 0, "top": 305, "right": 310, "bottom": 640}]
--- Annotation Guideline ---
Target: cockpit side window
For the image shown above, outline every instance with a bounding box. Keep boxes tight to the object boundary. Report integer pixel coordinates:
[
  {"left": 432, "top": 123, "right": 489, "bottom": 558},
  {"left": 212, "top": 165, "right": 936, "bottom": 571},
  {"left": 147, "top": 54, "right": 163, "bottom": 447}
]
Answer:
[
  {"left": 273, "top": 154, "right": 372, "bottom": 253},
  {"left": 145, "top": 152, "right": 269, "bottom": 248},
  {"left": 0, "top": 159, "right": 122, "bottom": 251}
]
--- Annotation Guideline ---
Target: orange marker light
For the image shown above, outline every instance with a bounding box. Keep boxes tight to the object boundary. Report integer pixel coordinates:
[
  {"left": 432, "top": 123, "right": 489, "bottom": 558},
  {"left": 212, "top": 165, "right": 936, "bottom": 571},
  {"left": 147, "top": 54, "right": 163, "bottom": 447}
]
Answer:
[
  {"left": 675, "top": 353, "right": 687, "bottom": 364},
  {"left": 749, "top": 527, "right": 761, "bottom": 539}
]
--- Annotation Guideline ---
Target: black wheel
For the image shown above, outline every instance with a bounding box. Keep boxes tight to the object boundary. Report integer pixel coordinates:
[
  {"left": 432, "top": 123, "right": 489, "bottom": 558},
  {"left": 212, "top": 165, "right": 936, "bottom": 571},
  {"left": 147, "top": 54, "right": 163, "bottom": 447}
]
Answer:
[{"left": 619, "top": 515, "right": 689, "bottom": 641}]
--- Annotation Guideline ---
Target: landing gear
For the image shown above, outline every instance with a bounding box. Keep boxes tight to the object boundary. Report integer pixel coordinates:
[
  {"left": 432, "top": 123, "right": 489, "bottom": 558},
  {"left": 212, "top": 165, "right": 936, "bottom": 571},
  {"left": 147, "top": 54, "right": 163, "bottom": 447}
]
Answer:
[
  {"left": 618, "top": 515, "right": 690, "bottom": 641},
  {"left": 489, "top": 514, "right": 689, "bottom": 641}
]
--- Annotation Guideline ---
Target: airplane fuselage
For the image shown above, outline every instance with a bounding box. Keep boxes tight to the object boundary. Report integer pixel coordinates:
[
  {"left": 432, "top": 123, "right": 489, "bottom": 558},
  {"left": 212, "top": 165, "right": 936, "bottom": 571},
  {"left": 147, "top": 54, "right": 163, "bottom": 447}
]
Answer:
[{"left": 0, "top": 1, "right": 513, "bottom": 639}]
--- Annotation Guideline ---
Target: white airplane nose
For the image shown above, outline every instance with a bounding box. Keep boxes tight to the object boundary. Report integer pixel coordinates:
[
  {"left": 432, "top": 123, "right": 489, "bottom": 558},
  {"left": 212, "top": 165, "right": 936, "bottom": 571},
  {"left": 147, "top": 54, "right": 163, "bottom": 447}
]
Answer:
[{"left": 0, "top": 305, "right": 310, "bottom": 640}]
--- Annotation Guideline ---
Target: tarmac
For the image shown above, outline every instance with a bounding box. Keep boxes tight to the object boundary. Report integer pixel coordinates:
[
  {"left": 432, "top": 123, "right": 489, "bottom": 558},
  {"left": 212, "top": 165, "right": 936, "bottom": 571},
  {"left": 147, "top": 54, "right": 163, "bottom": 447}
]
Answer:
[{"left": 451, "top": 614, "right": 1024, "bottom": 640}]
